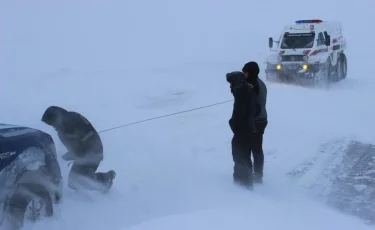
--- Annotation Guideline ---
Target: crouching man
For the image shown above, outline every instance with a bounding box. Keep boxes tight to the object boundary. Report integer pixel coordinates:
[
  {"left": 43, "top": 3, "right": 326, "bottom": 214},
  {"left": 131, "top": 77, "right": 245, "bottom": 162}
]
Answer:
[
  {"left": 42, "top": 106, "right": 116, "bottom": 193},
  {"left": 226, "top": 71, "right": 258, "bottom": 189}
]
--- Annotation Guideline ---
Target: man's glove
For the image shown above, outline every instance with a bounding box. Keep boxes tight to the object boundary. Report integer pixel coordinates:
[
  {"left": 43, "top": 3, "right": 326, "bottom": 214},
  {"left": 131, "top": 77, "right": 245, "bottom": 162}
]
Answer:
[{"left": 62, "top": 152, "right": 76, "bottom": 161}]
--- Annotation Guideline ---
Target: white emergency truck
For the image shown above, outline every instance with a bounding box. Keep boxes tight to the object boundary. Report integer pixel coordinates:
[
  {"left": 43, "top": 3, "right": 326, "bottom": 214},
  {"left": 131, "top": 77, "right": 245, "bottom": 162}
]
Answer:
[{"left": 265, "top": 19, "right": 347, "bottom": 86}]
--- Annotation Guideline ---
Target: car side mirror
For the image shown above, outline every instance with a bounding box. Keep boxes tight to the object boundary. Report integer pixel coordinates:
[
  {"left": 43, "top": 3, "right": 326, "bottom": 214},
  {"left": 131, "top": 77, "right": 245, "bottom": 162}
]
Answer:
[{"left": 269, "top": 37, "right": 273, "bottom": 48}]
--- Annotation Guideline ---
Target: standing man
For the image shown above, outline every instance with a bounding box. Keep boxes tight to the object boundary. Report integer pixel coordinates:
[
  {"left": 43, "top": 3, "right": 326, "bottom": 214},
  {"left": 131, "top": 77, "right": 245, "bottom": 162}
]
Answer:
[
  {"left": 41, "top": 106, "right": 116, "bottom": 192},
  {"left": 242, "top": 61, "right": 268, "bottom": 184},
  {"left": 226, "top": 71, "right": 258, "bottom": 189}
]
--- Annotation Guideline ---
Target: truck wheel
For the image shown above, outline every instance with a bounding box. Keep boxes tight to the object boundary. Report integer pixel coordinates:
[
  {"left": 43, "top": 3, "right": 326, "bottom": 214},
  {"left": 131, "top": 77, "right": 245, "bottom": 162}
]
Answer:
[
  {"left": 337, "top": 54, "right": 347, "bottom": 80},
  {"left": 325, "top": 59, "right": 332, "bottom": 83},
  {"left": 6, "top": 183, "right": 53, "bottom": 229},
  {"left": 315, "top": 59, "right": 331, "bottom": 87}
]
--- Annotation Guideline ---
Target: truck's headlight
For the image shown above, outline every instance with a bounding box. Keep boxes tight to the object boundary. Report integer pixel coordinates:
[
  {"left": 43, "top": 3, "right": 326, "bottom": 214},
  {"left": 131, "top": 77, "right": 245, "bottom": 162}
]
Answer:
[
  {"left": 303, "top": 55, "right": 308, "bottom": 61},
  {"left": 276, "top": 64, "right": 281, "bottom": 70},
  {"left": 302, "top": 64, "right": 308, "bottom": 70}
]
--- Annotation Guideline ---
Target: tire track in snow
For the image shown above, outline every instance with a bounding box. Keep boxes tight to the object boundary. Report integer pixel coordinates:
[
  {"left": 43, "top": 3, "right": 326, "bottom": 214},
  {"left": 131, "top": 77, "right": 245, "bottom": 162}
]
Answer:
[{"left": 288, "top": 139, "right": 375, "bottom": 225}]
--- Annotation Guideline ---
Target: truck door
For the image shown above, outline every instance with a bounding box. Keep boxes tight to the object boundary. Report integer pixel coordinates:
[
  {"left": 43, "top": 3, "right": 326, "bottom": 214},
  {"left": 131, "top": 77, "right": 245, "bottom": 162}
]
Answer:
[
  {"left": 317, "top": 32, "right": 332, "bottom": 64},
  {"left": 324, "top": 31, "right": 338, "bottom": 65}
]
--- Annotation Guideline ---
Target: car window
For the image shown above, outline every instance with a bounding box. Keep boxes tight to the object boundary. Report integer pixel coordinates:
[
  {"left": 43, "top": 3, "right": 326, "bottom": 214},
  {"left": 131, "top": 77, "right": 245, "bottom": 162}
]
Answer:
[{"left": 317, "top": 32, "right": 325, "bottom": 46}]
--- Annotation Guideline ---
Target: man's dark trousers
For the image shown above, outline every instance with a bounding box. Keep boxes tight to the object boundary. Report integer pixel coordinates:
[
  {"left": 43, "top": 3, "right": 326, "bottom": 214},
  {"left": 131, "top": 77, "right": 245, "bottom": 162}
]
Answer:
[
  {"left": 232, "top": 120, "right": 268, "bottom": 186},
  {"left": 232, "top": 135, "right": 253, "bottom": 187},
  {"left": 68, "top": 161, "right": 110, "bottom": 191},
  {"left": 252, "top": 120, "right": 268, "bottom": 180}
]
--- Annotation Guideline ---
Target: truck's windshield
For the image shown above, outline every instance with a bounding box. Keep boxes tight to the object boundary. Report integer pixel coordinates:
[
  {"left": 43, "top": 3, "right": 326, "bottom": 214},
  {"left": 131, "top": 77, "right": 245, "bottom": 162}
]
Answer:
[{"left": 280, "top": 33, "right": 315, "bottom": 49}]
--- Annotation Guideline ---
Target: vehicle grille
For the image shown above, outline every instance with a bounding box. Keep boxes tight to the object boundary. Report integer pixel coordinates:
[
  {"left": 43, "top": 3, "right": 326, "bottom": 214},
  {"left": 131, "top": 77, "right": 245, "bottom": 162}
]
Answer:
[{"left": 281, "top": 55, "right": 305, "bottom": 62}]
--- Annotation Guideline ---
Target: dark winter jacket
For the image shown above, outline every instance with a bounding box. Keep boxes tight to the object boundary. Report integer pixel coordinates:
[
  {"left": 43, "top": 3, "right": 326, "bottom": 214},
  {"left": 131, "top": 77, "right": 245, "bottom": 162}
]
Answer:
[
  {"left": 41, "top": 106, "right": 103, "bottom": 163},
  {"left": 229, "top": 83, "right": 257, "bottom": 139},
  {"left": 254, "top": 78, "right": 267, "bottom": 123},
  {"left": 242, "top": 61, "right": 267, "bottom": 123}
]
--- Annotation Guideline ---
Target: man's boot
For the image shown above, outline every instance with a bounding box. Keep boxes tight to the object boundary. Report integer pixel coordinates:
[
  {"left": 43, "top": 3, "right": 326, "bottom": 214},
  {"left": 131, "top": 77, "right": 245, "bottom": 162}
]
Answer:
[
  {"left": 233, "top": 173, "right": 253, "bottom": 190},
  {"left": 253, "top": 172, "right": 263, "bottom": 184},
  {"left": 104, "top": 170, "right": 116, "bottom": 190}
]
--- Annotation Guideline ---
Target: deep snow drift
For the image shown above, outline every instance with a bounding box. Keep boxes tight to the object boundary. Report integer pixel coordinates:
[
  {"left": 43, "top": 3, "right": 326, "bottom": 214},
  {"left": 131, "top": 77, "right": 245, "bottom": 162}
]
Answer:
[{"left": 1, "top": 0, "right": 375, "bottom": 229}]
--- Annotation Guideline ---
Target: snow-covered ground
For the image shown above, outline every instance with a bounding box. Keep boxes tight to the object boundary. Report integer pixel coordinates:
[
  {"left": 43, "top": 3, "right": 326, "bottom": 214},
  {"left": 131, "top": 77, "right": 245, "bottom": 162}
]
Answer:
[{"left": 1, "top": 0, "right": 375, "bottom": 229}]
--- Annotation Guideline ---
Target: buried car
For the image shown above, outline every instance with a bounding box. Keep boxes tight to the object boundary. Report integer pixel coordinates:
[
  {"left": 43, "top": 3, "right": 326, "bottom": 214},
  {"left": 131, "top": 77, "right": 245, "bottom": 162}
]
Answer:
[{"left": 0, "top": 124, "right": 63, "bottom": 229}]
